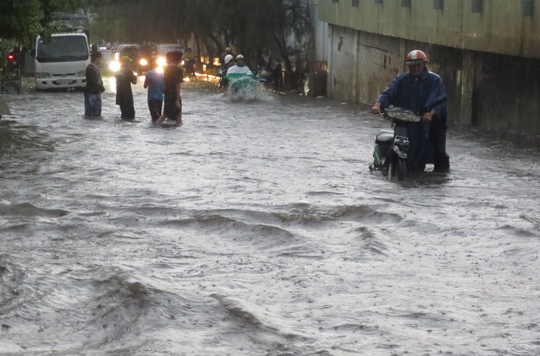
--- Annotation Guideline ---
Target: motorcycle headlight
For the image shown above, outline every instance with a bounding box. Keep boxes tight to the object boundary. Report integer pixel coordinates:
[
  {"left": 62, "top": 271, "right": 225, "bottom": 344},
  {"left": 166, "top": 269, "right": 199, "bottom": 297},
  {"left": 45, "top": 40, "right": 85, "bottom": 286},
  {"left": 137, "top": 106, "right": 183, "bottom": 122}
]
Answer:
[{"left": 139, "top": 58, "right": 148, "bottom": 66}]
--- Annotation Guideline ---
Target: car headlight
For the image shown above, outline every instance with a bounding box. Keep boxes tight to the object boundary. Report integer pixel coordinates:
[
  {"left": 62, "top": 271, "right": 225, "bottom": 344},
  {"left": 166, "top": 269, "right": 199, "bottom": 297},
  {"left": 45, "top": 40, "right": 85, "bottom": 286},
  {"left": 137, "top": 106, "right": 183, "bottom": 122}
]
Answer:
[
  {"left": 157, "top": 57, "right": 166, "bottom": 67},
  {"left": 139, "top": 58, "right": 148, "bottom": 66},
  {"left": 77, "top": 70, "right": 86, "bottom": 76},
  {"left": 110, "top": 61, "right": 121, "bottom": 72}
]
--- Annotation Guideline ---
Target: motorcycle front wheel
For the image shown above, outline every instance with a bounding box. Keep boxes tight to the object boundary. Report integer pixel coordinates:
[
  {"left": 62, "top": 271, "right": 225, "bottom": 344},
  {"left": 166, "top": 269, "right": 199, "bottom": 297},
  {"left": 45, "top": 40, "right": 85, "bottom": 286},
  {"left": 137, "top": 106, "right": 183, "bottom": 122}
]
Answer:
[
  {"left": 2, "top": 82, "right": 19, "bottom": 94},
  {"left": 388, "top": 158, "right": 407, "bottom": 181},
  {"left": 397, "top": 158, "right": 407, "bottom": 181}
]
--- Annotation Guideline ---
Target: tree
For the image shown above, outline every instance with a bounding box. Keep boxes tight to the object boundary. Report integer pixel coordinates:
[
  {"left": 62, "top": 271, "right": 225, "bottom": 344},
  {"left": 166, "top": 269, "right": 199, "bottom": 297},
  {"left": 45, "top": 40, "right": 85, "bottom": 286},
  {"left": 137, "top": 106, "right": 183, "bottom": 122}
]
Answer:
[
  {"left": 0, "top": 1, "right": 43, "bottom": 43},
  {"left": 0, "top": 0, "right": 88, "bottom": 44}
]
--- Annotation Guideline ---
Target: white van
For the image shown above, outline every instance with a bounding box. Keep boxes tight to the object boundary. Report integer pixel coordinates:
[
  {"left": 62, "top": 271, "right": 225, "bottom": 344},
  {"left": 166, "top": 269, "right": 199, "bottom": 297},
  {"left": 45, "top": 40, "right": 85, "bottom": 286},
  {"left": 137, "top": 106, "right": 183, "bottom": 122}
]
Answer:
[{"left": 34, "top": 30, "right": 90, "bottom": 90}]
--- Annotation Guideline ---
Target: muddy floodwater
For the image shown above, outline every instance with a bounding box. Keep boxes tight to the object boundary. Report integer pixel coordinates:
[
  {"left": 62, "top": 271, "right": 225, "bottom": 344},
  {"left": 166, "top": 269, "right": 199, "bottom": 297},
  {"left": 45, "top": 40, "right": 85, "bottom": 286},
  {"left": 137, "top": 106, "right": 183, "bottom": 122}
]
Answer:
[{"left": 1, "top": 77, "right": 539, "bottom": 356}]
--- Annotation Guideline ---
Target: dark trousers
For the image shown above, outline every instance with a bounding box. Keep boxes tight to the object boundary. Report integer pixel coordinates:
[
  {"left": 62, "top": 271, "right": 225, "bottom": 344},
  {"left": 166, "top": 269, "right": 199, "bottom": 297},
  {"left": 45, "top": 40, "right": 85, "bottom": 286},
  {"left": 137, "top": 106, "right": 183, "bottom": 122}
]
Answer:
[
  {"left": 264, "top": 65, "right": 282, "bottom": 90},
  {"left": 273, "top": 64, "right": 283, "bottom": 90},
  {"left": 148, "top": 99, "right": 163, "bottom": 123},
  {"left": 119, "top": 101, "right": 135, "bottom": 120},
  {"left": 428, "top": 116, "right": 450, "bottom": 172},
  {"left": 406, "top": 121, "right": 428, "bottom": 173}
]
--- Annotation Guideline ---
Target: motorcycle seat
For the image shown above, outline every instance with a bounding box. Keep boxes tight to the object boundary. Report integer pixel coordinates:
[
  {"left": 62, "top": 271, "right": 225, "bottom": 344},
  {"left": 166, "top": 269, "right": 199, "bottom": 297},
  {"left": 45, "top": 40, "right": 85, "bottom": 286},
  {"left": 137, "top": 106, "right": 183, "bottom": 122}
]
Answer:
[{"left": 375, "top": 129, "right": 394, "bottom": 145}]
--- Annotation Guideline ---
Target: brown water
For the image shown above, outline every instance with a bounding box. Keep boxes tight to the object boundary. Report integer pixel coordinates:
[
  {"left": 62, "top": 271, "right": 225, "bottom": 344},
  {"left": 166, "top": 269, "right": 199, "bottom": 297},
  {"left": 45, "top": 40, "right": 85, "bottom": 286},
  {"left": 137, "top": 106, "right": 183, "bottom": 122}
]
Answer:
[{"left": 0, "top": 78, "right": 539, "bottom": 356}]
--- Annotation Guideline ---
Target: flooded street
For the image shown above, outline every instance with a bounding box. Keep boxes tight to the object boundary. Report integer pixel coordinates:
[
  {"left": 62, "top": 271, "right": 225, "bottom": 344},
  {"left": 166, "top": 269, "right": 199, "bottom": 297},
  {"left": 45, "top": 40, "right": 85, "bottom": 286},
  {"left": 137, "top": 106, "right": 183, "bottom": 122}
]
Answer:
[{"left": 1, "top": 78, "right": 539, "bottom": 356}]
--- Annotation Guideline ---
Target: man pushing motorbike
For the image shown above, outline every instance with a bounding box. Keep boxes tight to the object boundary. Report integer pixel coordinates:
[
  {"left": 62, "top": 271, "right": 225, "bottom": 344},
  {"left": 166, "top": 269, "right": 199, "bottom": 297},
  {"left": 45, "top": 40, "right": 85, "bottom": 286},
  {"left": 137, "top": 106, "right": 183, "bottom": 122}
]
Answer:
[{"left": 371, "top": 50, "right": 450, "bottom": 173}]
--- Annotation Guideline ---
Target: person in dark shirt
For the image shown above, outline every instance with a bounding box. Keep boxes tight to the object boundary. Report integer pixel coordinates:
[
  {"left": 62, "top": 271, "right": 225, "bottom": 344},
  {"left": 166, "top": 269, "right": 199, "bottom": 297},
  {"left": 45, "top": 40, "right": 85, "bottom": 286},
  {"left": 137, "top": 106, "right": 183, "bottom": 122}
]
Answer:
[
  {"left": 84, "top": 51, "right": 105, "bottom": 117},
  {"left": 261, "top": 49, "right": 282, "bottom": 90},
  {"left": 155, "top": 51, "right": 184, "bottom": 125},
  {"left": 115, "top": 56, "right": 137, "bottom": 120}
]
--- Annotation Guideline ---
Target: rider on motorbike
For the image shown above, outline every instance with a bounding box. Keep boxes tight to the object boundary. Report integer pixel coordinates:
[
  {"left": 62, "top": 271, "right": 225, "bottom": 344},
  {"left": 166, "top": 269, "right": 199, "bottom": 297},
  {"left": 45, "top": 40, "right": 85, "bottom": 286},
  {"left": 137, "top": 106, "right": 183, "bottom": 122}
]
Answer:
[
  {"left": 225, "top": 54, "right": 256, "bottom": 93},
  {"left": 219, "top": 54, "right": 235, "bottom": 87},
  {"left": 260, "top": 48, "right": 282, "bottom": 90},
  {"left": 182, "top": 47, "right": 196, "bottom": 78},
  {"left": 371, "top": 50, "right": 450, "bottom": 173}
]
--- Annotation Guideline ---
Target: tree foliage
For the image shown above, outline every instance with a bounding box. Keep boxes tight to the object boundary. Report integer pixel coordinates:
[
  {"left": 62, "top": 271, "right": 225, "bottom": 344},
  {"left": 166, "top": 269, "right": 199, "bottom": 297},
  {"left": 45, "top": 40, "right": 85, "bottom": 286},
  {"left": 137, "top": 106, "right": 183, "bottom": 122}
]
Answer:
[
  {"left": 0, "top": 1, "right": 43, "bottom": 43},
  {"left": 86, "top": 0, "right": 313, "bottom": 87},
  {"left": 0, "top": 0, "right": 85, "bottom": 44}
]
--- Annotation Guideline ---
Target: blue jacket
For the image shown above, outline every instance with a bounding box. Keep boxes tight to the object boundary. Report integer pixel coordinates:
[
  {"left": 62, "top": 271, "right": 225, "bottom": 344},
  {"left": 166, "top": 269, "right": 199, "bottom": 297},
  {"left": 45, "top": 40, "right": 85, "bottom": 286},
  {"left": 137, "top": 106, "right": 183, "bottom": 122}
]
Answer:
[
  {"left": 376, "top": 69, "right": 448, "bottom": 172},
  {"left": 377, "top": 69, "right": 447, "bottom": 118}
]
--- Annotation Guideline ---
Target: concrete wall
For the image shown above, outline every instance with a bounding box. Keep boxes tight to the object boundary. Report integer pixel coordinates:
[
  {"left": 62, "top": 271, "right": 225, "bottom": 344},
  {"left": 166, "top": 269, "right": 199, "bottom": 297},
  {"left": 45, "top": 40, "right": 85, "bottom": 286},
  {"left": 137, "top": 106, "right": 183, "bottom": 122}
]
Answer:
[
  {"left": 328, "top": 26, "right": 358, "bottom": 102},
  {"left": 317, "top": 0, "right": 540, "bottom": 143},
  {"left": 319, "top": 0, "right": 540, "bottom": 59},
  {"left": 466, "top": 50, "right": 540, "bottom": 138},
  {"left": 326, "top": 24, "right": 540, "bottom": 143},
  {"left": 310, "top": 1, "right": 330, "bottom": 64}
]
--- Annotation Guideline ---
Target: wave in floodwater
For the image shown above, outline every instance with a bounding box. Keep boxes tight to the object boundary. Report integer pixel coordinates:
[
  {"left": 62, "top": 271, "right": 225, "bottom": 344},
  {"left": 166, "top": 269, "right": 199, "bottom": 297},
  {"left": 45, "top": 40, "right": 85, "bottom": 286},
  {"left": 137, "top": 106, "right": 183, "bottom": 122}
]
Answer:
[
  {"left": 212, "top": 81, "right": 279, "bottom": 103},
  {"left": 0, "top": 81, "right": 539, "bottom": 355}
]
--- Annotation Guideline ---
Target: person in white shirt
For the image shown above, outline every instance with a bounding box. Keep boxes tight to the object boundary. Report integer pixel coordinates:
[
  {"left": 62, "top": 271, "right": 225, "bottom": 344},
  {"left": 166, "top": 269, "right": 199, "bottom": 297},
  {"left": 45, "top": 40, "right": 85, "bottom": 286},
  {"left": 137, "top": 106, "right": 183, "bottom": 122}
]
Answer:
[{"left": 225, "top": 54, "right": 254, "bottom": 76}]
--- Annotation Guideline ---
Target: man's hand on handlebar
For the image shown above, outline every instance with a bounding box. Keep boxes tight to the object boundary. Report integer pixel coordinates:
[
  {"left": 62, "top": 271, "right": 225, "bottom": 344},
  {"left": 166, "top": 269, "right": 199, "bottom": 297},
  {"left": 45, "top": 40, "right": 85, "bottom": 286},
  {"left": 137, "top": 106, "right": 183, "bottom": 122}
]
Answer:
[
  {"left": 371, "top": 103, "right": 382, "bottom": 115},
  {"left": 422, "top": 110, "right": 435, "bottom": 122}
]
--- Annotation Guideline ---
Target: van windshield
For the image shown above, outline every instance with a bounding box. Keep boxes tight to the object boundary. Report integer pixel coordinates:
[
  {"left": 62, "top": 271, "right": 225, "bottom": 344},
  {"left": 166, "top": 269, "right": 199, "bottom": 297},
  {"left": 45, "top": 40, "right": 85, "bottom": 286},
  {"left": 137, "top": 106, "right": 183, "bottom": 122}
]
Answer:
[{"left": 36, "top": 35, "right": 89, "bottom": 62}]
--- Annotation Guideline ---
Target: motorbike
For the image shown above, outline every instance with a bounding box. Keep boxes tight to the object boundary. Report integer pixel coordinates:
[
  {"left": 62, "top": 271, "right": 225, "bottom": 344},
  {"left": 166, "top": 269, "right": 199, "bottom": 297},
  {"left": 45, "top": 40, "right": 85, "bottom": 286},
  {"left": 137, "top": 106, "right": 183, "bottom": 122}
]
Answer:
[
  {"left": 225, "top": 71, "right": 256, "bottom": 89},
  {"left": 0, "top": 73, "right": 21, "bottom": 94},
  {"left": 256, "top": 65, "right": 283, "bottom": 90},
  {"left": 256, "top": 66, "right": 270, "bottom": 86},
  {"left": 183, "top": 58, "right": 196, "bottom": 79},
  {"left": 1, "top": 52, "right": 21, "bottom": 95},
  {"left": 369, "top": 107, "right": 422, "bottom": 181}
]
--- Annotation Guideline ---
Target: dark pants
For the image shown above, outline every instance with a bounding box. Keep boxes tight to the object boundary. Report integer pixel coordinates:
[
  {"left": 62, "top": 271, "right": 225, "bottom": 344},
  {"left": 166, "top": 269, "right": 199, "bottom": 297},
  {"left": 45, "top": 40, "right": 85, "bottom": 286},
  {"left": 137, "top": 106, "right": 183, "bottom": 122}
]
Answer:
[
  {"left": 148, "top": 99, "right": 163, "bottom": 123},
  {"left": 406, "top": 121, "right": 428, "bottom": 173},
  {"left": 264, "top": 65, "right": 283, "bottom": 90},
  {"left": 273, "top": 64, "right": 283, "bottom": 90},
  {"left": 163, "top": 95, "right": 182, "bottom": 122},
  {"left": 119, "top": 103, "right": 135, "bottom": 120},
  {"left": 116, "top": 91, "right": 135, "bottom": 120},
  {"left": 428, "top": 116, "right": 450, "bottom": 172}
]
